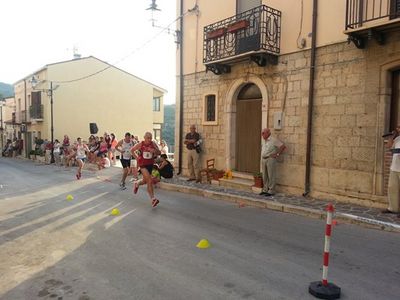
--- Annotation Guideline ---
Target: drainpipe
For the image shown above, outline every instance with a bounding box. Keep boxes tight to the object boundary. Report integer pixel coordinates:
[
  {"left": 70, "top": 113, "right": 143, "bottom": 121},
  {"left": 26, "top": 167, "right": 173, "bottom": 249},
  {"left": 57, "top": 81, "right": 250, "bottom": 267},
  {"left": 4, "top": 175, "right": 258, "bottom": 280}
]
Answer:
[
  {"left": 303, "top": 0, "right": 318, "bottom": 197},
  {"left": 24, "top": 79, "right": 27, "bottom": 157},
  {"left": 177, "top": 0, "right": 184, "bottom": 174}
]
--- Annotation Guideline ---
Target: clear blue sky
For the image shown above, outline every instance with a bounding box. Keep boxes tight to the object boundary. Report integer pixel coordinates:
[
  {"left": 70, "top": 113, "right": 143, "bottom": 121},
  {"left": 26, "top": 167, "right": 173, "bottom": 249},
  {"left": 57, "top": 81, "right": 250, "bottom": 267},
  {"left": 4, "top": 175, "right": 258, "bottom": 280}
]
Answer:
[{"left": 0, "top": 0, "right": 177, "bottom": 104}]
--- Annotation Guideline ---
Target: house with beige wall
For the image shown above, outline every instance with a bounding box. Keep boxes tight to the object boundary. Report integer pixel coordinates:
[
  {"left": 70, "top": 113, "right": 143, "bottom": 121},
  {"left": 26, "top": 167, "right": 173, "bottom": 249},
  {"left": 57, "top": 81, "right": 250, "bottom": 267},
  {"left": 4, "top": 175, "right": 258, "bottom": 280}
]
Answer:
[
  {"left": 0, "top": 96, "right": 17, "bottom": 152},
  {"left": 175, "top": 0, "right": 400, "bottom": 207},
  {"left": 13, "top": 56, "right": 166, "bottom": 155}
]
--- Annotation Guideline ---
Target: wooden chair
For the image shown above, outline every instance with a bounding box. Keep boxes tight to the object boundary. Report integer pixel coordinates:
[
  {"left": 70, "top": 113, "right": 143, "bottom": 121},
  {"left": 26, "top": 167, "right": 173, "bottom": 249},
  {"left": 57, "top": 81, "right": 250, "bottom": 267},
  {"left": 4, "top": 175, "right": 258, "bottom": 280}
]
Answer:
[{"left": 200, "top": 158, "right": 215, "bottom": 183}]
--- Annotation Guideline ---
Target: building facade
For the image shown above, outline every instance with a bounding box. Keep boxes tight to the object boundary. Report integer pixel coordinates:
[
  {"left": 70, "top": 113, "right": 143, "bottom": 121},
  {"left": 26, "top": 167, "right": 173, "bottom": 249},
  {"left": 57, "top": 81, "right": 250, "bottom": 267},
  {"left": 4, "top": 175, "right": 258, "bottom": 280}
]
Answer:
[
  {"left": 0, "top": 96, "right": 17, "bottom": 152},
  {"left": 13, "top": 56, "right": 166, "bottom": 155},
  {"left": 175, "top": 0, "right": 400, "bottom": 206}
]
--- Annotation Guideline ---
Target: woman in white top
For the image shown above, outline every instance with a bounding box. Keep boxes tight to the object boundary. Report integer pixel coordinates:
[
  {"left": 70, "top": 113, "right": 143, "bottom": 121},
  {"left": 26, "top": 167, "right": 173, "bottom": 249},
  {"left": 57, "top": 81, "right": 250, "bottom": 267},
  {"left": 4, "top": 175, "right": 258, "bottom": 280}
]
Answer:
[
  {"left": 53, "top": 139, "right": 62, "bottom": 166},
  {"left": 160, "top": 140, "right": 169, "bottom": 155},
  {"left": 74, "top": 137, "right": 89, "bottom": 180}
]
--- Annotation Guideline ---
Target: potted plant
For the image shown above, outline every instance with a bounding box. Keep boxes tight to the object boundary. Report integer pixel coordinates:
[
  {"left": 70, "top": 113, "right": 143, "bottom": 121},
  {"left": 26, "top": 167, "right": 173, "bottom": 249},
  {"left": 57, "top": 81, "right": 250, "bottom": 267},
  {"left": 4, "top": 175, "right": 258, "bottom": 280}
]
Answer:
[{"left": 253, "top": 172, "right": 263, "bottom": 188}]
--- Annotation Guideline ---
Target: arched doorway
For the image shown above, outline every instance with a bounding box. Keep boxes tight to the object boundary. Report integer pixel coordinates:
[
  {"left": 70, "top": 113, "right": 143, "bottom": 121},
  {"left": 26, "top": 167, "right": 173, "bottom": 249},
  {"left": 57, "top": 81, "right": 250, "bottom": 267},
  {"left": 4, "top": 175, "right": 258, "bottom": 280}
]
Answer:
[{"left": 235, "top": 83, "right": 262, "bottom": 173}]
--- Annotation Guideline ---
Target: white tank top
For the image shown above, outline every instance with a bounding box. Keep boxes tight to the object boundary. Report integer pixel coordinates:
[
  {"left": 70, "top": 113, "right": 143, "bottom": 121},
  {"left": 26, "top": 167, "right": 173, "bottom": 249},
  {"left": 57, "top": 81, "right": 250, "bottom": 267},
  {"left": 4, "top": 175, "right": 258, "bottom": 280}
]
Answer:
[
  {"left": 121, "top": 140, "right": 133, "bottom": 160},
  {"left": 76, "top": 144, "right": 86, "bottom": 159}
]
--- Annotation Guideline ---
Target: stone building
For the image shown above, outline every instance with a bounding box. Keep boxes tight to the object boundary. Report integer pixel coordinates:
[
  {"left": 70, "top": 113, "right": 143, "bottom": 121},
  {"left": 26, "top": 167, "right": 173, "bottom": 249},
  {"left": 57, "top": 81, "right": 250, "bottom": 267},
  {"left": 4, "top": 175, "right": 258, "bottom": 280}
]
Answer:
[{"left": 174, "top": 0, "right": 400, "bottom": 207}]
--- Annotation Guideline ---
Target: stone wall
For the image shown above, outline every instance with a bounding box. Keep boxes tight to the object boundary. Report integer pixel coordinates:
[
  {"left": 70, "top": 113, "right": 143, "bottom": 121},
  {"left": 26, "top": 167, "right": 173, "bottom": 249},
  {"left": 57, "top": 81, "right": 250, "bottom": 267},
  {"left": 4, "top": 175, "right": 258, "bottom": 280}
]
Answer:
[{"left": 175, "top": 32, "right": 400, "bottom": 206}]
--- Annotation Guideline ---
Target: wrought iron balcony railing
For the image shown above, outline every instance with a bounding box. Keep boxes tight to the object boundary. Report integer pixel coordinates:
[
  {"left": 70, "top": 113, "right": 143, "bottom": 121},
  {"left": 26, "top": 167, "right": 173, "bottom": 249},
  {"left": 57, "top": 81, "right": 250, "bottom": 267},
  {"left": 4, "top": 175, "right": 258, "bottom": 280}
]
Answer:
[
  {"left": 346, "top": 0, "right": 400, "bottom": 30},
  {"left": 29, "top": 104, "right": 44, "bottom": 120},
  {"left": 345, "top": 0, "right": 400, "bottom": 48},
  {"left": 203, "top": 5, "right": 281, "bottom": 73}
]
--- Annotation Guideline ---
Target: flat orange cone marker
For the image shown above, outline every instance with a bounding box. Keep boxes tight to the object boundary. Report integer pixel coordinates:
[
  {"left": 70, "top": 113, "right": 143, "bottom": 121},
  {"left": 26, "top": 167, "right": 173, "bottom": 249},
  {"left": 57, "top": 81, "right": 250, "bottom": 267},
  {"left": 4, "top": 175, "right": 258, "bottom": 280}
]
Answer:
[{"left": 196, "top": 239, "right": 210, "bottom": 249}]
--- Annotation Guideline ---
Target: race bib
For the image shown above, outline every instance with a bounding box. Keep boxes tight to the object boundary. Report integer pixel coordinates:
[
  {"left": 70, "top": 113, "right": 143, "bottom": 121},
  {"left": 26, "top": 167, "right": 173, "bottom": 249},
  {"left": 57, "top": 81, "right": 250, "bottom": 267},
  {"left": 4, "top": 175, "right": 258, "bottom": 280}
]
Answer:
[
  {"left": 123, "top": 150, "right": 131, "bottom": 159},
  {"left": 143, "top": 151, "right": 152, "bottom": 159}
]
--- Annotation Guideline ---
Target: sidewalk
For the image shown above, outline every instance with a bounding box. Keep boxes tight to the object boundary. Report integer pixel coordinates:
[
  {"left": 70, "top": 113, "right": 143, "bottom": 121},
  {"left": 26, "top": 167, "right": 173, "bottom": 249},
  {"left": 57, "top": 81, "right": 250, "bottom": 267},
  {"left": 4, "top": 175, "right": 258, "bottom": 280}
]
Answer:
[{"left": 158, "top": 177, "right": 400, "bottom": 233}]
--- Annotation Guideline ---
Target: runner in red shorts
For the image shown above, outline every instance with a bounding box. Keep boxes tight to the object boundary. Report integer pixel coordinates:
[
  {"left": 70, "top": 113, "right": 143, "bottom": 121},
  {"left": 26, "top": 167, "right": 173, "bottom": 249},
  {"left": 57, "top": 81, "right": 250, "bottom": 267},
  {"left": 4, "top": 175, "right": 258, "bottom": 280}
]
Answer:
[{"left": 131, "top": 132, "right": 161, "bottom": 207}]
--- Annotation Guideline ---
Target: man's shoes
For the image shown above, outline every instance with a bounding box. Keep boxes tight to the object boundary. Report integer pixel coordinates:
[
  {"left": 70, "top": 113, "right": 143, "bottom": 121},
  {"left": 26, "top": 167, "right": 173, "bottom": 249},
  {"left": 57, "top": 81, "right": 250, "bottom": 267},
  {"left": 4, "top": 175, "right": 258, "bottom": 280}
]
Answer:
[
  {"left": 151, "top": 198, "right": 160, "bottom": 208},
  {"left": 195, "top": 179, "right": 201, "bottom": 183},
  {"left": 120, "top": 182, "right": 126, "bottom": 190},
  {"left": 259, "top": 191, "right": 273, "bottom": 196},
  {"left": 381, "top": 209, "right": 396, "bottom": 214},
  {"left": 187, "top": 178, "right": 196, "bottom": 182}
]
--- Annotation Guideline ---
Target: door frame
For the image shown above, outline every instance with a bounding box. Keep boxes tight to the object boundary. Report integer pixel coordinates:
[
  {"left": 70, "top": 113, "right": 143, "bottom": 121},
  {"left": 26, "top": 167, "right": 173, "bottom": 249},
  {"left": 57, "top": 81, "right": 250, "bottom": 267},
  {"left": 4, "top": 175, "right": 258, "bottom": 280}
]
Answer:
[{"left": 224, "top": 75, "right": 269, "bottom": 172}]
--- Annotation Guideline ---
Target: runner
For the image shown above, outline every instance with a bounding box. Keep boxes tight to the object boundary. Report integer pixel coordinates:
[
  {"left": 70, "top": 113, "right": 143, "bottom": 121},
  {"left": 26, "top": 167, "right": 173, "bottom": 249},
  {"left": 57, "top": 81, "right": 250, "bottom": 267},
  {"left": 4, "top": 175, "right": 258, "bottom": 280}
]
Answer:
[
  {"left": 115, "top": 132, "right": 133, "bottom": 190},
  {"left": 131, "top": 132, "right": 161, "bottom": 207},
  {"left": 74, "top": 137, "right": 89, "bottom": 180}
]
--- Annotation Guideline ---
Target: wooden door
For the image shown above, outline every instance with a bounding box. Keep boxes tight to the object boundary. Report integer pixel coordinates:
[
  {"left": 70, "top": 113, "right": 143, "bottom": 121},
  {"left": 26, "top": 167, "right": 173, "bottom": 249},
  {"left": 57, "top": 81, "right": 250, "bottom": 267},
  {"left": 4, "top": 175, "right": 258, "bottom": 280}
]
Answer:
[{"left": 236, "top": 98, "right": 262, "bottom": 173}]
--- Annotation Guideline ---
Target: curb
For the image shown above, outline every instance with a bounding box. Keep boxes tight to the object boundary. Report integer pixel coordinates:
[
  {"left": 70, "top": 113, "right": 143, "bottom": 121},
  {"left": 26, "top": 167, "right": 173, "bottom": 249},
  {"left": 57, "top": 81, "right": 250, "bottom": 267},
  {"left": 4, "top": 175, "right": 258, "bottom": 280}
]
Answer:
[{"left": 158, "top": 182, "right": 400, "bottom": 233}]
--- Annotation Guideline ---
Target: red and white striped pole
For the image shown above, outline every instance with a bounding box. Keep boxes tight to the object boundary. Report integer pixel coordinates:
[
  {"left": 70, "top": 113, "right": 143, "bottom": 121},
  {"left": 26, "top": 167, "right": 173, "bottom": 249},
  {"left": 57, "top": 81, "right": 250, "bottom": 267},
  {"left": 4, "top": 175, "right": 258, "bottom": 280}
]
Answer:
[
  {"left": 322, "top": 203, "right": 334, "bottom": 286},
  {"left": 309, "top": 203, "right": 341, "bottom": 299}
]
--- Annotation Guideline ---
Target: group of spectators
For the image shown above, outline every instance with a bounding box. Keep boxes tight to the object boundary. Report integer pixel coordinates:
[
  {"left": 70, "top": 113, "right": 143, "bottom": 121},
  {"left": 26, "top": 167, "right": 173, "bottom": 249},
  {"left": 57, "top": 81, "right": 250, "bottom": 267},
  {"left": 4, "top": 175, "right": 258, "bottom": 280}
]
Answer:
[{"left": 2, "top": 138, "right": 23, "bottom": 157}]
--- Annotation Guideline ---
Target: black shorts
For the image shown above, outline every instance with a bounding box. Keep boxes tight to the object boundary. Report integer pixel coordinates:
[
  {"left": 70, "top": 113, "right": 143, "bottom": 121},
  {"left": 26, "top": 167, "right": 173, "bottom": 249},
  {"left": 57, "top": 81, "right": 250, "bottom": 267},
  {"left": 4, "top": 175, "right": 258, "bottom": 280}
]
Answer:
[
  {"left": 120, "top": 158, "right": 131, "bottom": 168},
  {"left": 140, "top": 164, "right": 153, "bottom": 174},
  {"left": 97, "top": 150, "right": 107, "bottom": 157}
]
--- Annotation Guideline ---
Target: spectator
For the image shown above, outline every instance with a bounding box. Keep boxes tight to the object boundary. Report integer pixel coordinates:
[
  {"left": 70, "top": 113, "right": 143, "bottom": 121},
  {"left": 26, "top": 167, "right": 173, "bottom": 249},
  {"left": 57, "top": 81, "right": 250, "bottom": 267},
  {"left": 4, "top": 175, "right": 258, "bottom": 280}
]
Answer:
[
  {"left": 259, "top": 128, "right": 286, "bottom": 196},
  {"left": 53, "top": 139, "right": 62, "bottom": 166},
  {"left": 159, "top": 140, "right": 169, "bottom": 155},
  {"left": 184, "top": 124, "right": 202, "bottom": 182}
]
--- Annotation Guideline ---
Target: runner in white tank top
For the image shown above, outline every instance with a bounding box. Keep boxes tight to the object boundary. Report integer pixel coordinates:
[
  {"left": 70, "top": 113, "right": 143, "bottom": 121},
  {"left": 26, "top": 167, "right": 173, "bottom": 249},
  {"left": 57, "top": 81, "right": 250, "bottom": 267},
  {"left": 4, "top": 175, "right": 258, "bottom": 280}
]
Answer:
[{"left": 115, "top": 132, "right": 134, "bottom": 189}]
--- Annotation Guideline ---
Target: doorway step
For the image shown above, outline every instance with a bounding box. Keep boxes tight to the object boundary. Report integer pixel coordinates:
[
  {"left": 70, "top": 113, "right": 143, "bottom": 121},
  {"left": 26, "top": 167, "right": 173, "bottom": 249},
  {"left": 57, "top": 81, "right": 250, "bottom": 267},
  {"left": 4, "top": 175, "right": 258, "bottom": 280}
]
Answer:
[{"left": 219, "top": 171, "right": 261, "bottom": 194}]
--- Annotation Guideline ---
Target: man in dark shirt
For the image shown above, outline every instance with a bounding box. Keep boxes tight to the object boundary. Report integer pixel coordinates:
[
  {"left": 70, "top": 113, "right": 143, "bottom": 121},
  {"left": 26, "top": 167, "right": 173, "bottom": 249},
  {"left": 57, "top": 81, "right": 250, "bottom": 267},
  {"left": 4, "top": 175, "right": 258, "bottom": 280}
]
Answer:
[{"left": 184, "top": 124, "right": 201, "bottom": 182}]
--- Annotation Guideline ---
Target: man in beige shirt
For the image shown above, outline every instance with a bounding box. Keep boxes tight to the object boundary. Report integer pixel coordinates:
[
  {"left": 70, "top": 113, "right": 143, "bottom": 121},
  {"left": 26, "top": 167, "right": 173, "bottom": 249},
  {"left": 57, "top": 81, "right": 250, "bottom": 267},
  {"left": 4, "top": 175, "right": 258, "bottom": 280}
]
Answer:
[{"left": 260, "top": 128, "right": 286, "bottom": 196}]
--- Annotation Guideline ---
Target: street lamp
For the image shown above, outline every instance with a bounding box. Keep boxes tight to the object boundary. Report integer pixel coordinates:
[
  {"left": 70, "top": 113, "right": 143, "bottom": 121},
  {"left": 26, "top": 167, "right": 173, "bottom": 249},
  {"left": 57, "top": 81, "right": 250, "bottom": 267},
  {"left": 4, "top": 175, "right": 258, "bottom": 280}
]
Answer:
[{"left": 31, "top": 76, "right": 58, "bottom": 164}]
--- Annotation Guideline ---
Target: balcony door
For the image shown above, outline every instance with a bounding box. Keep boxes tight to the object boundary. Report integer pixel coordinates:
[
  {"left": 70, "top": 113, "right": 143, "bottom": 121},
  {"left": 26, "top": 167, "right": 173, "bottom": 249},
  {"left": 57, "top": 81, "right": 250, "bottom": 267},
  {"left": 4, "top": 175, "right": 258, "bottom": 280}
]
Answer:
[
  {"left": 236, "top": 0, "right": 261, "bottom": 55},
  {"left": 237, "top": 0, "right": 260, "bottom": 14},
  {"left": 236, "top": 84, "right": 262, "bottom": 174},
  {"left": 391, "top": 0, "right": 400, "bottom": 19}
]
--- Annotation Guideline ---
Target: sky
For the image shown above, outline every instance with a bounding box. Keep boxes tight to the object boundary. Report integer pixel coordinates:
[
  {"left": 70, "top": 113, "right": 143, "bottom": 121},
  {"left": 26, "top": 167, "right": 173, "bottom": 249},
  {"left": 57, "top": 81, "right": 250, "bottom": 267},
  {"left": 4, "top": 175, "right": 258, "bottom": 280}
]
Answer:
[{"left": 0, "top": 0, "right": 177, "bottom": 104}]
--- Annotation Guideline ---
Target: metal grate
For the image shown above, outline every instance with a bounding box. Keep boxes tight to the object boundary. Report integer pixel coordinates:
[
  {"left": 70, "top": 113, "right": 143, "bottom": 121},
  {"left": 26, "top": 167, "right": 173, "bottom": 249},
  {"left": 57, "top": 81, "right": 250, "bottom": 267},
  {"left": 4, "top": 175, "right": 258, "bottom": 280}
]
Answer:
[
  {"left": 203, "top": 5, "right": 281, "bottom": 64},
  {"left": 346, "top": 0, "right": 400, "bottom": 30}
]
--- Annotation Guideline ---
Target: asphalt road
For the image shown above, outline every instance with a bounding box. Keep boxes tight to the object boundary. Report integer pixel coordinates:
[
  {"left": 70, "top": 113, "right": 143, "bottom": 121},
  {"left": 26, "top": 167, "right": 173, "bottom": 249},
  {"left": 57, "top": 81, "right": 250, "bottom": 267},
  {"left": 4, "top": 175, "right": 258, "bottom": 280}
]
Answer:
[{"left": 0, "top": 157, "right": 399, "bottom": 300}]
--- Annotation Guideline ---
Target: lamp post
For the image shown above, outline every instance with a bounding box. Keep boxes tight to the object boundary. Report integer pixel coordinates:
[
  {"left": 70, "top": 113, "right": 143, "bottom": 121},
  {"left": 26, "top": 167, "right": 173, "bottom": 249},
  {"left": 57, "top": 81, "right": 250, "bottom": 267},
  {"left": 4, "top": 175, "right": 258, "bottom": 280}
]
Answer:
[{"left": 31, "top": 76, "right": 58, "bottom": 164}]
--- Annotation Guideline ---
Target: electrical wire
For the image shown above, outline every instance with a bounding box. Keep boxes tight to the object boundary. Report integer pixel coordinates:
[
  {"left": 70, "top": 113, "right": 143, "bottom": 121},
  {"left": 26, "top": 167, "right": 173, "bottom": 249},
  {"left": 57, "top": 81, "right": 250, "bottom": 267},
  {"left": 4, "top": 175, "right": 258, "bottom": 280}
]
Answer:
[
  {"left": 296, "top": 0, "right": 304, "bottom": 49},
  {"left": 53, "top": 12, "right": 189, "bottom": 84}
]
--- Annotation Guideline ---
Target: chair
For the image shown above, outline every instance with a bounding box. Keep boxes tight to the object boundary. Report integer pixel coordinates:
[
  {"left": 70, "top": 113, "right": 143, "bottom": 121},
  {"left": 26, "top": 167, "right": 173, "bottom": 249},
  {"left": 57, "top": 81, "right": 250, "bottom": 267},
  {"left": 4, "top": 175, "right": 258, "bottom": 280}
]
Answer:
[{"left": 200, "top": 158, "right": 215, "bottom": 183}]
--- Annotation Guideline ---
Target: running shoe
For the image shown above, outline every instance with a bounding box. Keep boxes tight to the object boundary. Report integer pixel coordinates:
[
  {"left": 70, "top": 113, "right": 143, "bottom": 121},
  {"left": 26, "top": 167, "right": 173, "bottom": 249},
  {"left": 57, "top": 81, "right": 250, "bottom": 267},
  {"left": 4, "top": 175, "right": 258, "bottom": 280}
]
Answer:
[
  {"left": 120, "top": 182, "right": 126, "bottom": 190},
  {"left": 151, "top": 198, "right": 160, "bottom": 208},
  {"left": 76, "top": 173, "right": 81, "bottom": 180},
  {"left": 133, "top": 182, "right": 139, "bottom": 194}
]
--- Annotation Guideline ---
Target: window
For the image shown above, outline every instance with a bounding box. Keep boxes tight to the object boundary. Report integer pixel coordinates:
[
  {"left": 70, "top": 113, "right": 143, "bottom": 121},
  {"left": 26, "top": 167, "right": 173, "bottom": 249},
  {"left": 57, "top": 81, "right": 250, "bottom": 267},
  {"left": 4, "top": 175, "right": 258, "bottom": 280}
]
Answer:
[
  {"left": 206, "top": 95, "right": 216, "bottom": 121},
  {"left": 153, "top": 129, "right": 161, "bottom": 141},
  {"left": 203, "top": 93, "right": 218, "bottom": 125},
  {"left": 153, "top": 97, "right": 161, "bottom": 112}
]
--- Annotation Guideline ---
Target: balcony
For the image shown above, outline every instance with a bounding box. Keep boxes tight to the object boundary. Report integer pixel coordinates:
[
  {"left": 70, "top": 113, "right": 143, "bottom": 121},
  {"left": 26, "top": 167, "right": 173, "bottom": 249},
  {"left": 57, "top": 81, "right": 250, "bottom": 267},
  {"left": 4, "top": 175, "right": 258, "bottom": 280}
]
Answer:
[
  {"left": 29, "top": 104, "right": 44, "bottom": 121},
  {"left": 203, "top": 5, "right": 281, "bottom": 75},
  {"left": 345, "top": 0, "right": 400, "bottom": 48}
]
